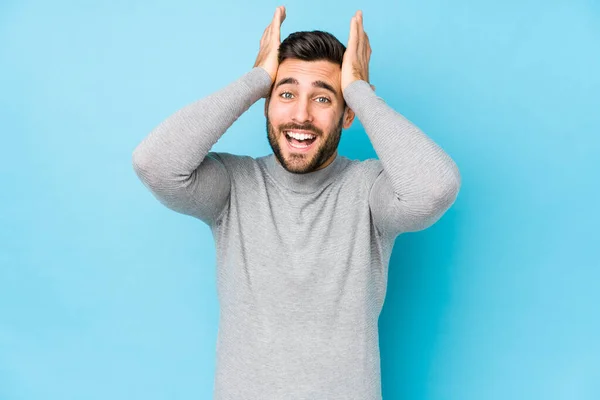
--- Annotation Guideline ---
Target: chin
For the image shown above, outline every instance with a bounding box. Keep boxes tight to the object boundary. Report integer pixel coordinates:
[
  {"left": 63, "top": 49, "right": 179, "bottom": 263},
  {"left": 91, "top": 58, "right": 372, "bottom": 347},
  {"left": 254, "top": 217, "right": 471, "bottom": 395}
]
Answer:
[
  {"left": 266, "top": 118, "right": 336, "bottom": 174},
  {"left": 280, "top": 155, "right": 317, "bottom": 174},
  {"left": 278, "top": 138, "right": 319, "bottom": 172}
]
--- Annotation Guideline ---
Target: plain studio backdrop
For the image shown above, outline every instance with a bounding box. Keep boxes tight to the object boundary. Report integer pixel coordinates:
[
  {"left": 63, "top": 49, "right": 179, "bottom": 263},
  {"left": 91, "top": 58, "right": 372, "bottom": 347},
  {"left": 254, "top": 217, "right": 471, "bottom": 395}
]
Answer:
[{"left": 1, "top": 0, "right": 598, "bottom": 399}]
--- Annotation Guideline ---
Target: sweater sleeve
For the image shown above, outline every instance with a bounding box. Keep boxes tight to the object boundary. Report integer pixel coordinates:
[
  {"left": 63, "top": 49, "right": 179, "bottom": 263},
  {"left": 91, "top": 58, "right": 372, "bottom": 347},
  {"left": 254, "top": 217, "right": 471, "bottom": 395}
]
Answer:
[
  {"left": 343, "top": 80, "right": 461, "bottom": 238},
  {"left": 132, "top": 67, "right": 273, "bottom": 225}
]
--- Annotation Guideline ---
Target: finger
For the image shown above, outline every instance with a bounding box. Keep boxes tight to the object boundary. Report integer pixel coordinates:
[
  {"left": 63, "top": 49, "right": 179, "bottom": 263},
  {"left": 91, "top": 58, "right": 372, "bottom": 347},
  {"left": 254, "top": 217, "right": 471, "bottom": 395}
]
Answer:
[
  {"left": 354, "top": 12, "right": 361, "bottom": 45},
  {"left": 359, "top": 14, "right": 372, "bottom": 57},
  {"left": 274, "top": 6, "right": 285, "bottom": 26},
  {"left": 361, "top": 14, "right": 370, "bottom": 49},
  {"left": 273, "top": 6, "right": 285, "bottom": 38},
  {"left": 357, "top": 10, "right": 365, "bottom": 46},
  {"left": 280, "top": 6, "right": 286, "bottom": 24},
  {"left": 260, "top": 24, "right": 270, "bottom": 46},
  {"left": 268, "top": 7, "right": 279, "bottom": 38},
  {"left": 348, "top": 15, "right": 358, "bottom": 49}
]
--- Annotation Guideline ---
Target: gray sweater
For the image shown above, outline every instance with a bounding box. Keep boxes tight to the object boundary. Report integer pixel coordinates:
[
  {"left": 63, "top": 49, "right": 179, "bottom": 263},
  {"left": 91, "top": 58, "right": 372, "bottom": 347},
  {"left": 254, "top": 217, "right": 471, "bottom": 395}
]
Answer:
[{"left": 132, "top": 66, "right": 461, "bottom": 399}]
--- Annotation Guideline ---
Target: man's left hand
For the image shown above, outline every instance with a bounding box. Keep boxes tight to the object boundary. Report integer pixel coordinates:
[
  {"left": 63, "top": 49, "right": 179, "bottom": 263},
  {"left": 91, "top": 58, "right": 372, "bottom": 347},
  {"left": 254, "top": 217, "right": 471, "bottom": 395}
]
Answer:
[{"left": 341, "top": 10, "right": 374, "bottom": 93}]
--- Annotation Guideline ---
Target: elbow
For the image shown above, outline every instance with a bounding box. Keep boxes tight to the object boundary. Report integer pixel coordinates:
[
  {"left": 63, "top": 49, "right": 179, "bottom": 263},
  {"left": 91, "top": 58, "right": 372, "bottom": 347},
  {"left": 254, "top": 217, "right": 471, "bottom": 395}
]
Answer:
[
  {"left": 132, "top": 152, "right": 149, "bottom": 187},
  {"left": 131, "top": 144, "right": 161, "bottom": 186},
  {"left": 132, "top": 143, "right": 150, "bottom": 173},
  {"left": 444, "top": 163, "right": 461, "bottom": 199},
  {"left": 131, "top": 144, "right": 194, "bottom": 192},
  {"left": 131, "top": 142, "right": 165, "bottom": 180},
  {"left": 431, "top": 163, "right": 461, "bottom": 211}
]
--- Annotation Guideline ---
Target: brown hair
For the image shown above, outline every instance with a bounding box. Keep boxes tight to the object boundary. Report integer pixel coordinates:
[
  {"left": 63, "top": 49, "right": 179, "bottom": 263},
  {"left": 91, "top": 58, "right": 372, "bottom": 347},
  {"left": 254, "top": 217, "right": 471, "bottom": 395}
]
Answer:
[{"left": 278, "top": 31, "right": 346, "bottom": 66}]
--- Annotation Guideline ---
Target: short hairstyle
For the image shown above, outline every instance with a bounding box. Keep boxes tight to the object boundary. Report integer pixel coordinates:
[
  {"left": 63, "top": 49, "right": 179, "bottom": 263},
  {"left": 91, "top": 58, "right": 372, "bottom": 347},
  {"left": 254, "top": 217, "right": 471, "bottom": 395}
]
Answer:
[
  {"left": 277, "top": 31, "right": 347, "bottom": 110},
  {"left": 278, "top": 31, "right": 346, "bottom": 67}
]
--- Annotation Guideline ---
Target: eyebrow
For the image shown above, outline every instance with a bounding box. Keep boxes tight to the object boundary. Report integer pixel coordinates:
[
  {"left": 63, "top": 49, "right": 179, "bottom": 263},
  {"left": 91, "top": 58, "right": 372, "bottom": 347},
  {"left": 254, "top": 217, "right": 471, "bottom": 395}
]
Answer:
[{"left": 274, "top": 77, "right": 339, "bottom": 97}]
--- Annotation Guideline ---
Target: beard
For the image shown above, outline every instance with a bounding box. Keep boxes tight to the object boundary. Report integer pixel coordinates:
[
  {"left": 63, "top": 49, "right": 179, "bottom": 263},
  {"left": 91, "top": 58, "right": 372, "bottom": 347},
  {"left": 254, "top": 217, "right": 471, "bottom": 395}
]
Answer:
[{"left": 266, "top": 113, "right": 344, "bottom": 174}]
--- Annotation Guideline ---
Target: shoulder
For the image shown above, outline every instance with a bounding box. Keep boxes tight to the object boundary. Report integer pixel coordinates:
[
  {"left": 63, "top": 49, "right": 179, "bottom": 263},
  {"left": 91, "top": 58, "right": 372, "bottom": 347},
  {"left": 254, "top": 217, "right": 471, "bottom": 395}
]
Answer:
[
  {"left": 207, "top": 151, "right": 267, "bottom": 181},
  {"left": 207, "top": 151, "right": 261, "bottom": 169},
  {"left": 339, "top": 156, "right": 385, "bottom": 186}
]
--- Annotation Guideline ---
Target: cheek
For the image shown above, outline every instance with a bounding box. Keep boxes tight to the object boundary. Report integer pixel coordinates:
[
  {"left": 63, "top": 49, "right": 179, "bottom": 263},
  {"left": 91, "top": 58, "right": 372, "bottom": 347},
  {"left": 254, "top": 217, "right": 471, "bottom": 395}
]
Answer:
[
  {"left": 314, "top": 111, "right": 340, "bottom": 132},
  {"left": 267, "top": 105, "right": 287, "bottom": 127}
]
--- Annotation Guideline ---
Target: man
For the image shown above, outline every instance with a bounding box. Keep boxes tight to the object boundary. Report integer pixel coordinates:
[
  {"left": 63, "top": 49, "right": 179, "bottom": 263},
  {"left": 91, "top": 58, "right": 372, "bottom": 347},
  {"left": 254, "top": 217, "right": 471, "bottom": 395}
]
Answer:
[{"left": 132, "top": 6, "right": 461, "bottom": 400}]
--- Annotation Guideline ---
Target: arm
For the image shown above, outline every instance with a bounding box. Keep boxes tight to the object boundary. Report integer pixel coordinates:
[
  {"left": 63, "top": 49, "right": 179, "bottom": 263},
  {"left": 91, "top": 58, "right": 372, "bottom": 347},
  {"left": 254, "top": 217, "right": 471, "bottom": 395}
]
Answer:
[
  {"left": 132, "top": 67, "right": 272, "bottom": 224},
  {"left": 132, "top": 6, "right": 286, "bottom": 225},
  {"left": 344, "top": 80, "right": 461, "bottom": 237},
  {"left": 341, "top": 11, "right": 460, "bottom": 238}
]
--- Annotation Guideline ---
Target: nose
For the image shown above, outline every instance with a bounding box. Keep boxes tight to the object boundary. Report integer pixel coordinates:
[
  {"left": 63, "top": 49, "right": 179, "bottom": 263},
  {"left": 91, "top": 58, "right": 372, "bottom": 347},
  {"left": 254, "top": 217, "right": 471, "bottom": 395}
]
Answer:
[{"left": 291, "top": 97, "right": 312, "bottom": 124}]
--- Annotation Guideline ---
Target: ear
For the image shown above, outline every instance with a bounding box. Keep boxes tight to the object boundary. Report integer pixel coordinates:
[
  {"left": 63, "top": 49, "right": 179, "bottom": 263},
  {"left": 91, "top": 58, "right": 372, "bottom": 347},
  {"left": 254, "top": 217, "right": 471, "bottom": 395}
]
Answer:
[{"left": 342, "top": 106, "right": 355, "bottom": 129}]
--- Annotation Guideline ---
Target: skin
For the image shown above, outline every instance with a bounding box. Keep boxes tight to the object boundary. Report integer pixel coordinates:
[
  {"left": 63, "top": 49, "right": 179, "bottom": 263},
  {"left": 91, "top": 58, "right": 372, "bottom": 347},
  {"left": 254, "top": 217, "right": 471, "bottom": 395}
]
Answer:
[
  {"left": 265, "top": 59, "right": 354, "bottom": 173},
  {"left": 254, "top": 6, "right": 372, "bottom": 174}
]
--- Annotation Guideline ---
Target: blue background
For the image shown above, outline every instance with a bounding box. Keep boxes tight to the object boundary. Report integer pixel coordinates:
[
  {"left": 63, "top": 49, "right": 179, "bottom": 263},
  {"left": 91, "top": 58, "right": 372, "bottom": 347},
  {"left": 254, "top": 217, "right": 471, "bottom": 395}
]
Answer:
[{"left": 1, "top": 0, "right": 599, "bottom": 398}]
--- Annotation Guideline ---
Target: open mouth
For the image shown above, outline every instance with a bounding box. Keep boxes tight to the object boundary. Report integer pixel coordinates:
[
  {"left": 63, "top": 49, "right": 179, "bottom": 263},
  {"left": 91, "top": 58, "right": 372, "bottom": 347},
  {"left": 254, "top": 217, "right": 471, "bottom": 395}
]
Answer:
[{"left": 284, "top": 130, "right": 318, "bottom": 152}]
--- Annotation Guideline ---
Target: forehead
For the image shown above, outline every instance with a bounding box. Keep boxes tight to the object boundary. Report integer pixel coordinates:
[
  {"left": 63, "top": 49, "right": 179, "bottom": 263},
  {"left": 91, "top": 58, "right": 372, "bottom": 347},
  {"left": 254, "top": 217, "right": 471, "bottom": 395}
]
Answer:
[{"left": 275, "top": 59, "right": 341, "bottom": 89}]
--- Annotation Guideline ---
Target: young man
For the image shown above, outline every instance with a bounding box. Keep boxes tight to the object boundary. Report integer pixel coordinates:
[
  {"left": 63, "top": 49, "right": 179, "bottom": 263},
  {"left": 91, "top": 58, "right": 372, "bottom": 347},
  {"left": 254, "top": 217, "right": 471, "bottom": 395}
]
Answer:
[{"left": 132, "top": 7, "right": 461, "bottom": 400}]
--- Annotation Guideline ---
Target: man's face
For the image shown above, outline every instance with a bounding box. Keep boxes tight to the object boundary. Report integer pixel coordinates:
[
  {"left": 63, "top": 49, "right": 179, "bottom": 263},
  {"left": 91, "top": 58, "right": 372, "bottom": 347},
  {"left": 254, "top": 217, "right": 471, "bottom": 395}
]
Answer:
[{"left": 265, "top": 59, "right": 355, "bottom": 174}]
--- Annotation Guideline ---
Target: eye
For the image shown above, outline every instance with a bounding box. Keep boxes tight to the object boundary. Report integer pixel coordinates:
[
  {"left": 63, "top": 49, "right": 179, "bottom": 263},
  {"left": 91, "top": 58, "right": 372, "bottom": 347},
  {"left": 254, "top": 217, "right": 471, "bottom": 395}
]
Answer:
[
  {"left": 279, "top": 91, "right": 294, "bottom": 99},
  {"left": 315, "top": 96, "right": 331, "bottom": 103}
]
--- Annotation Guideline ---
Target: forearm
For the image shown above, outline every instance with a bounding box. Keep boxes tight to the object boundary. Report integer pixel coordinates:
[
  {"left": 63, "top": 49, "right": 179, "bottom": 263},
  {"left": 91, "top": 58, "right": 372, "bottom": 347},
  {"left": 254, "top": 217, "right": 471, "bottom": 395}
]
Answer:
[
  {"left": 344, "top": 80, "right": 461, "bottom": 205},
  {"left": 132, "top": 67, "right": 272, "bottom": 180}
]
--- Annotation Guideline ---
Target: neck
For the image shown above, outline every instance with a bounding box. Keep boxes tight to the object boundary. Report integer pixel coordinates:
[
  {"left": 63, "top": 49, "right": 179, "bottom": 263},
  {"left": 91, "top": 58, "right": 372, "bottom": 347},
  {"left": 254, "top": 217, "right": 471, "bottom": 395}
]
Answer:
[{"left": 265, "top": 152, "right": 347, "bottom": 193}]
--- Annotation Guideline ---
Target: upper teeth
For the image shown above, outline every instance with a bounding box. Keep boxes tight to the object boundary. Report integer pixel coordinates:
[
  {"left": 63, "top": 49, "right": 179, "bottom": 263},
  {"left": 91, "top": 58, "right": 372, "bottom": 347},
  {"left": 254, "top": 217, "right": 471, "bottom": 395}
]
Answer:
[{"left": 286, "top": 131, "right": 315, "bottom": 140}]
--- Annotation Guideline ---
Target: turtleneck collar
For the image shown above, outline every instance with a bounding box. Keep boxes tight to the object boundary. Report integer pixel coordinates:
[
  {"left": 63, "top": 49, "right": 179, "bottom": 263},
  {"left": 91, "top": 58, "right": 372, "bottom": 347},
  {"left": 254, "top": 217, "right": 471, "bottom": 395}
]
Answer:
[{"left": 262, "top": 152, "right": 348, "bottom": 193}]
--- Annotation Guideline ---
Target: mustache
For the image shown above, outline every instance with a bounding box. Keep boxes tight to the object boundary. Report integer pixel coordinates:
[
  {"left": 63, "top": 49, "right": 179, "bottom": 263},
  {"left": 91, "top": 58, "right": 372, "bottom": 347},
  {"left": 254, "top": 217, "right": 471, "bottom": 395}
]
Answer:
[{"left": 278, "top": 123, "right": 323, "bottom": 136}]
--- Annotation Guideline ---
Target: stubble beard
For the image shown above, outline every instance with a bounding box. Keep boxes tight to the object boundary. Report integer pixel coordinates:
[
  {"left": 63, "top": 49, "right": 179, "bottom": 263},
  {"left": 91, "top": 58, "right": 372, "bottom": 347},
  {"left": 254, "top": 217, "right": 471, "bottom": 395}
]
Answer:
[{"left": 266, "top": 113, "right": 344, "bottom": 174}]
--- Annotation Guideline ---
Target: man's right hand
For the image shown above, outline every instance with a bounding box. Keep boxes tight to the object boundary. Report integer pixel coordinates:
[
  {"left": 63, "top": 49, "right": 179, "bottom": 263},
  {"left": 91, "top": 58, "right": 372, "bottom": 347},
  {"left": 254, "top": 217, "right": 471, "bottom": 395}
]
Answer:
[{"left": 253, "top": 6, "right": 286, "bottom": 83}]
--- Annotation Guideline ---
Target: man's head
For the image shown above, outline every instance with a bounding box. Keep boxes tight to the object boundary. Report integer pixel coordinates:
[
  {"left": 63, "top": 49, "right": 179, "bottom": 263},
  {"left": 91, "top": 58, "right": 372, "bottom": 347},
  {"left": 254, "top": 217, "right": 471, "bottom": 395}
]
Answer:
[{"left": 265, "top": 31, "right": 355, "bottom": 174}]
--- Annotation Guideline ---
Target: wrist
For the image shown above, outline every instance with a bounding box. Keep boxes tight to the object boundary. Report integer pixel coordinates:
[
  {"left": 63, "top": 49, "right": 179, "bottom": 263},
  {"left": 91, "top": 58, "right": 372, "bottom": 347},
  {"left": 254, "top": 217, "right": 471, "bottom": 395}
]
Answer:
[
  {"left": 342, "top": 78, "right": 370, "bottom": 96},
  {"left": 342, "top": 79, "right": 377, "bottom": 108}
]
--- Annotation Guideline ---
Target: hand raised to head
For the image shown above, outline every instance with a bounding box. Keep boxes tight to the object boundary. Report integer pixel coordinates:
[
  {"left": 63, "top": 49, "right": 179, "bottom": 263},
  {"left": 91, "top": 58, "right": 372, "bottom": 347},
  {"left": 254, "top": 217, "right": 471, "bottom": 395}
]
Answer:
[
  {"left": 341, "top": 10, "right": 373, "bottom": 93},
  {"left": 254, "top": 6, "right": 286, "bottom": 83}
]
